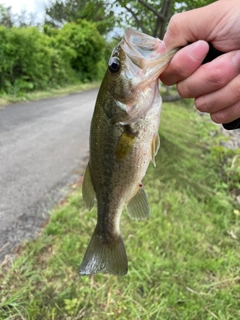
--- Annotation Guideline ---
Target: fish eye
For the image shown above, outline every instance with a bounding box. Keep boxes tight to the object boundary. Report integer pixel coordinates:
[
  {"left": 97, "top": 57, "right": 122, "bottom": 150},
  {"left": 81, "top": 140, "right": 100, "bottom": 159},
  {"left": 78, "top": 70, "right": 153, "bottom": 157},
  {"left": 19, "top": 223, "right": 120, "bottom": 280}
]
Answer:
[{"left": 108, "top": 57, "right": 120, "bottom": 73}]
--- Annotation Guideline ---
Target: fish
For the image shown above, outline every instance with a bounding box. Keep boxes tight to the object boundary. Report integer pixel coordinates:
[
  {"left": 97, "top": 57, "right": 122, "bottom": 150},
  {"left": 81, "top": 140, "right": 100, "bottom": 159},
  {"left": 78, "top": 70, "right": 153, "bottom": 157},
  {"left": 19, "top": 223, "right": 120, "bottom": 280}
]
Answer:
[{"left": 79, "top": 28, "right": 178, "bottom": 276}]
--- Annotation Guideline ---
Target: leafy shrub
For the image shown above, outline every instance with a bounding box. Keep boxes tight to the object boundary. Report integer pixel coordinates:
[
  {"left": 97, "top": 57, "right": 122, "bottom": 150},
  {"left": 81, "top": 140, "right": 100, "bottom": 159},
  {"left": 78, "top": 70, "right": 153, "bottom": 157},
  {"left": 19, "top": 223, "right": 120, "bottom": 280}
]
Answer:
[
  {"left": 0, "top": 20, "right": 107, "bottom": 94},
  {"left": 0, "top": 26, "right": 76, "bottom": 93},
  {"left": 56, "top": 20, "right": 106, "bottom": 81}
]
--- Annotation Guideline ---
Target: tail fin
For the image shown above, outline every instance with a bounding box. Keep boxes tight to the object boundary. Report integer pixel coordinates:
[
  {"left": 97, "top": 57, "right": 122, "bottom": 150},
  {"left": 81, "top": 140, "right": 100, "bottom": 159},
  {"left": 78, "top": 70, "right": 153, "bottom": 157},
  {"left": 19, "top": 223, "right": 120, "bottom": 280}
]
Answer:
[{"left": 79, "top": 226, "right": 128, "bottom": 276}]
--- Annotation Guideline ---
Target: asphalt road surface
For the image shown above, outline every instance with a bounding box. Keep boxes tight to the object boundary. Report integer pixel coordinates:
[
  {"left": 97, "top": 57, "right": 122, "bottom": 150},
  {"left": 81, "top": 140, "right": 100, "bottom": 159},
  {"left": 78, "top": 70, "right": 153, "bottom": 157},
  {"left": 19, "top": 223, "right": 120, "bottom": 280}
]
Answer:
[{"left": 0, "top": 89, "right": 98, "bottom": 263}]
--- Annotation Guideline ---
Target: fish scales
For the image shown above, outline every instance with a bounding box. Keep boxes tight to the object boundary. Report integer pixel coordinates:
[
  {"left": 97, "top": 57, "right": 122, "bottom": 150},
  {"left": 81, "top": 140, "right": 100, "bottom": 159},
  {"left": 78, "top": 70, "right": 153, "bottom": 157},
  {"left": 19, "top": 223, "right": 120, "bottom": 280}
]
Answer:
[{"left": 80, "top": 28, "right": 178, "bottom": 276}]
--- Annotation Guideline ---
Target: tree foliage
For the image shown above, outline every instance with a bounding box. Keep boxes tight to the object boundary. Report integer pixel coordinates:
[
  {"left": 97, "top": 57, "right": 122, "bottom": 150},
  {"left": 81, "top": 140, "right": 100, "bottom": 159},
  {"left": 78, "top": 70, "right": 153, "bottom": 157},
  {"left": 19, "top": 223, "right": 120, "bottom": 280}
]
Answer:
[
  {"left": 0, "top": 20, "right": 107, "bottom": 94},
  {"left": 0, "top": 4, "right": 14, "bottom": 28},
  {"left": 0, "top": 26, "right": 73, "bottom": 93},
  {"left": 53, "top": 20, "right": 106, "bottom": 81},
  {"left": 114, "top": 0, "right": 216, "bottom": 38},
  {"left": 45, "top": 0, "right": 115, "bottom": 35},
  {"left": 0, "top": 3, "right": 40, "bottom": 27},
  {"left": 176, "top": 0, "right": 216, "bottom": 11},
  {"left": 17, "top": 9, "right": 40, "bottom": 27}
]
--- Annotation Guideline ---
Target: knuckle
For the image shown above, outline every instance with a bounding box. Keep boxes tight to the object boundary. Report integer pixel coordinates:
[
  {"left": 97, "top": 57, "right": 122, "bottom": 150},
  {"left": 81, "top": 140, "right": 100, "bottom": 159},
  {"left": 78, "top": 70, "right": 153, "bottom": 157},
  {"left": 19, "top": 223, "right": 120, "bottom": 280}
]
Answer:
[
  {"left": 232, "top": 75, "right": 240, "bottom": 97},
  {"left": 211, "top": 111, "right": 228, "bottom": 124},
  {"left": 177, "top": 82, "right": 191, "bottom": 98},
  {"left": 168, "top": 14, "right": 180, "bottom": 30},
  {"left": 207, "top": 65, "right": 226, "bottom": 88},
  {"left": 167, "top": 13, "right": 185, "bottom": 38},
  {"left": 195, "top": 97, "right": 208, "bottom": 112}
]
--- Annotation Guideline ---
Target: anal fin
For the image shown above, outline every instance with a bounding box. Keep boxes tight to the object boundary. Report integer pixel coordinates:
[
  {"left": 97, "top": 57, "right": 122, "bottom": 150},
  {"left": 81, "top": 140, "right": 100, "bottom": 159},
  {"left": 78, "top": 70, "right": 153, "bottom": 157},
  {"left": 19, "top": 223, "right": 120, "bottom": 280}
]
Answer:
[
  {"left": 126, "top": 187, "right": 150, "bottom": 220},
  {"left": 82, "top": 163, "right": 96, "bottom": 210}
]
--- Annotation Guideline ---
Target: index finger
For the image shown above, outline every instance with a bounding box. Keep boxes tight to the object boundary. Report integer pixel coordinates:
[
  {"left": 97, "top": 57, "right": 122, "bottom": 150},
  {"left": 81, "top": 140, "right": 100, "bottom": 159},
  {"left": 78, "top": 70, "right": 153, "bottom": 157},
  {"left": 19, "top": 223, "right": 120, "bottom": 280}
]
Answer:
[{"left": 160, "top": 41, "right": 209, "bottom": 86}]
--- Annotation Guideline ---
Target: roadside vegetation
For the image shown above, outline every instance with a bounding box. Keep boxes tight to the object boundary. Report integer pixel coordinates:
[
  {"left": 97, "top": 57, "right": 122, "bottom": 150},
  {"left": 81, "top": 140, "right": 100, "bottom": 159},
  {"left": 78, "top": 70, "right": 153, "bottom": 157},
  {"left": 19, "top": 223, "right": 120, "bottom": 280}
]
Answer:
[
  {"left": 1, "top": 99, "right": 240, "bottom": 320},
  {"left": 0, "top": 0, "right": 216, "bottom": 104},
  {"left": 0, "top": 82, "right": 100, "bottom": 107},
  {"left": 0, "top": 1, "right": 116, "bottom": 103},
  {"left": 0, "top": 21, "right": 108, "bottom": 97}
]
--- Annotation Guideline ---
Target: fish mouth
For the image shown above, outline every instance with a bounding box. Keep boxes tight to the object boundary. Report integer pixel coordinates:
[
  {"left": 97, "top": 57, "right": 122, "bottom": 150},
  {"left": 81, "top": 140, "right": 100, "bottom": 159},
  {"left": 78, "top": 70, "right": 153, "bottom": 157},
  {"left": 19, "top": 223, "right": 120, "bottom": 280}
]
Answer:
[
  {"left": 122, "top": 28, "right": 163, "bottom": 63},
  {"left": 121, "top": 28, "right": 177, "bottom": 77}
]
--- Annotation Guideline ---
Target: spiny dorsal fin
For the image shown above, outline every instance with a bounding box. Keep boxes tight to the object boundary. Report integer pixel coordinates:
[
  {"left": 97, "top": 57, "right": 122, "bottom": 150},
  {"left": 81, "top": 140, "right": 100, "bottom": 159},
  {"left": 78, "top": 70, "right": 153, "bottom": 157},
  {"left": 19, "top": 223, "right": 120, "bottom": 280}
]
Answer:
[
  {"left": 82, "top": 163, "right": 96, "bottom": 211},
  {"left": 126, "top": 186, "right": 150, "bottom": 220},
  {"left": 151, "top": 133, "right": 160, "bottom": 167}
]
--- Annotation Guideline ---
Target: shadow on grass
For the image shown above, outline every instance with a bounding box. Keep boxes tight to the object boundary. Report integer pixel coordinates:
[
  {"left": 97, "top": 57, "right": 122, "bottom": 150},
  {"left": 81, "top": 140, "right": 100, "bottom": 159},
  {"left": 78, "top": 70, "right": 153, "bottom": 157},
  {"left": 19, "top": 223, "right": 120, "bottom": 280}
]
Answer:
[{"left": 158, "top": 135, "right": 214, "bottom": 198}]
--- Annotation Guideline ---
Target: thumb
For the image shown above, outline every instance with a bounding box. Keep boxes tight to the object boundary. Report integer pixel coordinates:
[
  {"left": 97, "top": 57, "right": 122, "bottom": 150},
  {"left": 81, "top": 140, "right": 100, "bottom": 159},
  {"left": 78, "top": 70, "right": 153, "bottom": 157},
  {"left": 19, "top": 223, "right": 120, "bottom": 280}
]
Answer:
[{"left": 163, "top": 4, "right": 220, "bottom": 50}]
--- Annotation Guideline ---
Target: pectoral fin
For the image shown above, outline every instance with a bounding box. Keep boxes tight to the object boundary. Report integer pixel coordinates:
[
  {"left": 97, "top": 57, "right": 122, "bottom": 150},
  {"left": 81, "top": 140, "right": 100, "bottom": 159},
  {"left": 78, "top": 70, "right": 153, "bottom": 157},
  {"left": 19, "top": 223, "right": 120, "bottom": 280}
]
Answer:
[
  {"left": 115, "top": 125, "right": 137, "bottom": 161},
  {"left": 126, "top": 186, "right": 150, "bottom": 220},
  {"left": 82, "top": 163, "right": 96, "bottom": 210},
  {"left": 151, "top": 133, "right": 160, "bottom": 167}
]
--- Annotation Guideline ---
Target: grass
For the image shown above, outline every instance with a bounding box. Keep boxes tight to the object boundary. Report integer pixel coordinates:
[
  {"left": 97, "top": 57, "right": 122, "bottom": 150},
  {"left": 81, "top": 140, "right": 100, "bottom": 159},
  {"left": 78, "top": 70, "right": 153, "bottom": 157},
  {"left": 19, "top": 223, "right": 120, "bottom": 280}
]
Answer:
[
  {"left": 1, "top": 98, "right": 240, "bottom": 320},
  {"left": 0, "top": 82, "right": 100, "bottom": 107}
]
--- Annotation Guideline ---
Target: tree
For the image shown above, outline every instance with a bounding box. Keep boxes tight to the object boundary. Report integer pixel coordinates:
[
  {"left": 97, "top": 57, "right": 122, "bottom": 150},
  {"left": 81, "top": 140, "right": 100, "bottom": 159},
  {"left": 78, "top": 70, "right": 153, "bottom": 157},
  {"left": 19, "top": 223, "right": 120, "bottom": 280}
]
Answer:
[
  {"left": 115, "top": 0, "right": 173, "bottom": 39},
  {"left": 55, "top": 20, "right": 106, "bottom": 81},
  {"left": 114, "top": 0, "right": 216, "bottom": 39},
  {"left": 0, "top": 4, "right": 14, "bottom": 28},
  {"left": 0, "top": 3, "right": 40, "bottom": 28},
  {"left": 175, "top": 0, "right": 216, "bottom": 12},
  {"left": 17, "top": 9, "right": 39, "bottom": 27},
  {"left": 45, "top": 0, "right": 115, "bottom": 35}
]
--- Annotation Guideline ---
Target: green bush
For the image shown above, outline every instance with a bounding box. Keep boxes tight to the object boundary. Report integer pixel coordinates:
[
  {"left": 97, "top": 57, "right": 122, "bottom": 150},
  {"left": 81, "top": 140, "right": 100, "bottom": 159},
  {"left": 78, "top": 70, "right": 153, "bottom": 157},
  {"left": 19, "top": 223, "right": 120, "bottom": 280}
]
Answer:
[
  {"left": 57, "top": 20, "right": 106, "bottom": 81},
  {"left": 0, "top": 26, "right": 76, "bottom": 93},
  {"left": 0, "top": 20, "right": 107, "bottom": 94}
]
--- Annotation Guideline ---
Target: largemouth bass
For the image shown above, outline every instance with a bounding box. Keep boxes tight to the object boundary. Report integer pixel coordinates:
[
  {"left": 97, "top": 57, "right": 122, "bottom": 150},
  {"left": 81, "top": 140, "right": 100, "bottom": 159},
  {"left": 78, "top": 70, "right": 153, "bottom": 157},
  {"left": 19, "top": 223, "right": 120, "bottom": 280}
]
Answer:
[{"left": 80, "top": 28, "right": 177, "bottom": 276}]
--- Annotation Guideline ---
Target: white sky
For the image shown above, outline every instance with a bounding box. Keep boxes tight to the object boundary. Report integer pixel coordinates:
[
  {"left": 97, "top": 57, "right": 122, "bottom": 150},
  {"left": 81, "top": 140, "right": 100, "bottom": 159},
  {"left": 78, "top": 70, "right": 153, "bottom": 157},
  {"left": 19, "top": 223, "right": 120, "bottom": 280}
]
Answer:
[
  {"left": 0, "top": 0, "right": 48, "bottom": 22},
  {"left": 0, "top": 0, "right": 47, "bottom": 13}
]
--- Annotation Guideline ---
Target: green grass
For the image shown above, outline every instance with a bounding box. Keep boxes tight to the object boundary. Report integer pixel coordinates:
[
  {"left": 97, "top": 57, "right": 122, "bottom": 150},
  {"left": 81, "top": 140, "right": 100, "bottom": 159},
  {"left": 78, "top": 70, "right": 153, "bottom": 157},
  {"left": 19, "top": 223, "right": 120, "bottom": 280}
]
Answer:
[
  {"left": 1, "top": 99, "right": 240, "bottom": 320},
  {"left": 0, "top": 82, "right": 100, "bottom": 107}
]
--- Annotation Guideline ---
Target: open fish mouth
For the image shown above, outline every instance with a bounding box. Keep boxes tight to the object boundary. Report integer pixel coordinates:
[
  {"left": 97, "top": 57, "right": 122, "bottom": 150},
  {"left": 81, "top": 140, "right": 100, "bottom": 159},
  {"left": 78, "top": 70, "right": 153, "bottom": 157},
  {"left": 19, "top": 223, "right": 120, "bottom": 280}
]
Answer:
[
  {"left": 121, "top": 28, "right": 164, "bottom": 69},
  {"left": 121, "top": 28, "right": 178, "bottom": 77},
  {"left": 123, "top": 28, "right": 163, "bottom": 61}
]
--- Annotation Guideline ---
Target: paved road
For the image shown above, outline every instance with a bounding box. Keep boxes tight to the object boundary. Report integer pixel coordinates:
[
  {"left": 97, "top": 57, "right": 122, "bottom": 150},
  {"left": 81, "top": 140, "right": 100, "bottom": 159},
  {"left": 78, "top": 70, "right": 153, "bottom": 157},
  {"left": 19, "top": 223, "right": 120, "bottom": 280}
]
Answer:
[{"left": 0, "top": 89, "right": 98, "bottom": 263}]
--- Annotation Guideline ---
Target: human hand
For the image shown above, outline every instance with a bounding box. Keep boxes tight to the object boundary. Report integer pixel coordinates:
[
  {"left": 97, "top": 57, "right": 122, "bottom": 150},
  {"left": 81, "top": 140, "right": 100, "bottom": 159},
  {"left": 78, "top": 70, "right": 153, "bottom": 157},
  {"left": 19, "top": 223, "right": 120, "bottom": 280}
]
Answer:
[{"left": 160, "top": 0, "right": 240, "bottom": 125}]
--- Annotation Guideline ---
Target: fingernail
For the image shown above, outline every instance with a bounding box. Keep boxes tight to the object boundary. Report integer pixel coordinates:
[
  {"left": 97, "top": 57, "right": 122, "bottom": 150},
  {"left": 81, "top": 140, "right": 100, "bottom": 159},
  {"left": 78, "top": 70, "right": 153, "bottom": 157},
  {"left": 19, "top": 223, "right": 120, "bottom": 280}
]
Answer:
[
  {"left": 190, "top": 40, "right": 209, "bottom": 60},
  {"left": 232, "top": 50, "right": 240, "bottom": 70}
]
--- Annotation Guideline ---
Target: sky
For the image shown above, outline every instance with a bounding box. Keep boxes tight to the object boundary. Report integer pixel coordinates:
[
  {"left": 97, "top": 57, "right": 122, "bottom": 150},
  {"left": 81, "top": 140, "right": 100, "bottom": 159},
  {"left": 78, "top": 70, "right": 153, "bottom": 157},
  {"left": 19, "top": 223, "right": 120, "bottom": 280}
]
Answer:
[
  {"left": 0, "top": 0, "right": 48, "bottom": 23},
  {"left": 0, "top": 0, "right": 123, "bottom": 35}
]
